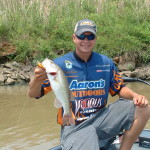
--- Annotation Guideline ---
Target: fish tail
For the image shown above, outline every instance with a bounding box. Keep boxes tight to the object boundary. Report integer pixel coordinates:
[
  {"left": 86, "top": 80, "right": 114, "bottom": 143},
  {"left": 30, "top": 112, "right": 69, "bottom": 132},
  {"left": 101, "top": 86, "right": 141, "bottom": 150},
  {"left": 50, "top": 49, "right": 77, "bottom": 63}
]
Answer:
[
  {"left": 69, "top": 116, "right": 75, "bottom": 125},
  {"left": 62, "top": 112, "right": 75, "bottom": 125},
  {"left": 62, "top": 114, "right": 70, "bottom": 125},
  {"left": 69, "top": 111, "right": 75, "bottom": 125}
]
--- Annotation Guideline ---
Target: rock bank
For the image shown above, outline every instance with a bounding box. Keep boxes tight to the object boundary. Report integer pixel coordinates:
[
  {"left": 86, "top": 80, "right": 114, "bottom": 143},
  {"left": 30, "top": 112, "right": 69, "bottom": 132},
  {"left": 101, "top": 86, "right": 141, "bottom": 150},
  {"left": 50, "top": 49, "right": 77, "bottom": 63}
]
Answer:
[
  {"left": 0, "top": 61, "right": 34, "bottom": 85},
  {"left": 0, "top": 60, "right": 150, "bottom": 86},
  {"left": 113, "top": 56, "right": 150, "bottom": 80}
]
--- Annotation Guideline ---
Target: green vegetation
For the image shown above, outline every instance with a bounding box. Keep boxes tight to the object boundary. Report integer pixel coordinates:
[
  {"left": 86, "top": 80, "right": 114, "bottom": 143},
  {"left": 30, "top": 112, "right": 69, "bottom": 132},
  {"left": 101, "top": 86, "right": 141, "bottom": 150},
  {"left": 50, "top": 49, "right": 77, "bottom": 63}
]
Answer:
[{"left": 0, "top": 0, "right": 150, "bottom": 64}]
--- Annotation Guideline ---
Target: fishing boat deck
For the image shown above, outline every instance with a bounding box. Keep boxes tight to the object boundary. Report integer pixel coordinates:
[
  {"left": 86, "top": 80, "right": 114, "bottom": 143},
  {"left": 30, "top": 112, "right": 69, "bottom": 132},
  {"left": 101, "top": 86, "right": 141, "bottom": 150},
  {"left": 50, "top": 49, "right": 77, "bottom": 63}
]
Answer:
[
  {"left": 50, "top": 143, "right": 149, "bottom": 150},
  {"left": 115, "top": 143, "right": 149, "bottom": 150},
  {"left": 50, "top": 129, "right": 150, "bottom": 150}
]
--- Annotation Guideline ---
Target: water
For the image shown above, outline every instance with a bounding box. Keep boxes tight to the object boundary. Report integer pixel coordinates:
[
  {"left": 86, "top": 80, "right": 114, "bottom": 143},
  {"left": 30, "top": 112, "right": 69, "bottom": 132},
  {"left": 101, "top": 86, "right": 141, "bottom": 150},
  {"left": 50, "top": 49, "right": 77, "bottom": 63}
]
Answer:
[{"left": 0, "top": 82, "right": 150, "bottom": 150}]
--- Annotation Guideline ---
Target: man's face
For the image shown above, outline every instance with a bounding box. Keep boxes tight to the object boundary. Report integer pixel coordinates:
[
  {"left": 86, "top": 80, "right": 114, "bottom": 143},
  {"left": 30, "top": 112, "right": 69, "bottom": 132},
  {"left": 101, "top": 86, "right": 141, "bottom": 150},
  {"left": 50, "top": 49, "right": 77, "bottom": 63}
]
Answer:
[{"left": 72, "top": 32, "right": 96, "bottom": 54}]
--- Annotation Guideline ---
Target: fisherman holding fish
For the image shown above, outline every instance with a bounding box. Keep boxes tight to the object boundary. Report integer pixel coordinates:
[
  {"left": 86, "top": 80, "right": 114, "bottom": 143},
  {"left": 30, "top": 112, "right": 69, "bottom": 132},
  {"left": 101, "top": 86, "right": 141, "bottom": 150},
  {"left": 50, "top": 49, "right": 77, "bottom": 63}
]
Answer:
[{"left": 28, "top": 19, "right": 150, "bottom": 150}]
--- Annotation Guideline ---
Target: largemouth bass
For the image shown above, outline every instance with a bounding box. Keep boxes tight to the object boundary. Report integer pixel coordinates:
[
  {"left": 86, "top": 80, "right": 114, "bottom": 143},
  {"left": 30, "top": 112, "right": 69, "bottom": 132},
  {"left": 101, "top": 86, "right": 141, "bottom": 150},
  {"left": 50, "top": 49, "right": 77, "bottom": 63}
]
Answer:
[{"left": 40, "top": 58, "right": 75, "bottom": 125}]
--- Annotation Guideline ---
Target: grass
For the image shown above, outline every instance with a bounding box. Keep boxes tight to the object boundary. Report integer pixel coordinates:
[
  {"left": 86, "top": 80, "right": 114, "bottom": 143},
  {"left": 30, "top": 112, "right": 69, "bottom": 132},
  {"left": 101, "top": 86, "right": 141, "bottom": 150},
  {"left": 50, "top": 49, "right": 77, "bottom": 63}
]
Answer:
[{"left": 0, "top": 0, "right": 150, "bottom": 64}]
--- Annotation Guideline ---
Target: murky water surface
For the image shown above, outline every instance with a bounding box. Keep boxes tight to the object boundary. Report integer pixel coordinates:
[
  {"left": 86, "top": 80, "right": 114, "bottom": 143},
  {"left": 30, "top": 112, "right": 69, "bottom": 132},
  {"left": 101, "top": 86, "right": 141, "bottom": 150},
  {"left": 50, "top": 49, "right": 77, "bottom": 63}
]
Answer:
[{"left": 0, "top": 82, "right": 150, "bottom": 150}]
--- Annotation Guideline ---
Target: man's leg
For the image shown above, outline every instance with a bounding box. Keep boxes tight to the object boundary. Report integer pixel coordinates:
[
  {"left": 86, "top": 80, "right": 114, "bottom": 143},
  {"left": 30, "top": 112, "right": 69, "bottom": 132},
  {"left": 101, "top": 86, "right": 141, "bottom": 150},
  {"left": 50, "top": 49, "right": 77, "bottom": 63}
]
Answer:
[
  {"left": 61, "top": 125, "right": 100, "bottom": 150},
  {"left": 120, "top": 105, "right": 150, "bottom": 150}
]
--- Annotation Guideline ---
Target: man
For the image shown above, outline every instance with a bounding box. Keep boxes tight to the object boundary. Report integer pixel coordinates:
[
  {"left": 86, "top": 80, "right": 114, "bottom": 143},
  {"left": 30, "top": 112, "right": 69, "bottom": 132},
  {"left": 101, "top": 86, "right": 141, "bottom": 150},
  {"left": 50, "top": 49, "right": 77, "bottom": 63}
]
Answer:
[{"left": 28, "top": 19, "right": 150, "bottom": 150}]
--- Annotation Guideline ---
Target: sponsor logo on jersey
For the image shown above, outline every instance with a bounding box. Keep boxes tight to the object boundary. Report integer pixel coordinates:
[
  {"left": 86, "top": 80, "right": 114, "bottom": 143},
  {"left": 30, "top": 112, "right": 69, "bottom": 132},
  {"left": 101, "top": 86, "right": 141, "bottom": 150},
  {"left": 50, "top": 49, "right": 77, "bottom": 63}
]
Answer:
[
  {"left": 65, "top": 60, "right": 72, "bottom": 69},
  {"left": 72, "top": 89, "right": 105, "bottom": 97},
  {"left": 96, "top": 70, "right": 102, "bottom": 72},
  {"left": 96, "top": 65, "right": 110, "bottom": 67},
  {"left": 75, "top": 98, "right": 102, "bottom": 115},
  {"left": 69, "top": 79, "right": 105, "bottom": 90}
]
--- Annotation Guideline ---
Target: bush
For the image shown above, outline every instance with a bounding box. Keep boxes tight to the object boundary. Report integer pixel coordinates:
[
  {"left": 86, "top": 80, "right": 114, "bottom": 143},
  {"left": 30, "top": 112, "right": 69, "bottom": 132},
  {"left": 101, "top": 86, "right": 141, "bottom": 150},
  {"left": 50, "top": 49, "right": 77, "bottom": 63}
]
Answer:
[{"left": 0, "top": 0, "right": 149, "bottom": 64}]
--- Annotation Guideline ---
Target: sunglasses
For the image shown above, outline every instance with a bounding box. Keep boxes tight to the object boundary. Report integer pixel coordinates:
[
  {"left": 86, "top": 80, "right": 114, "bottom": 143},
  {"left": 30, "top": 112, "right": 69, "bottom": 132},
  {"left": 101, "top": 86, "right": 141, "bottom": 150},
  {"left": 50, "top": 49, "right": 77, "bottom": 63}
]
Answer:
[{"left": 76, "top": 34, "right": 96, "bottom": 40}]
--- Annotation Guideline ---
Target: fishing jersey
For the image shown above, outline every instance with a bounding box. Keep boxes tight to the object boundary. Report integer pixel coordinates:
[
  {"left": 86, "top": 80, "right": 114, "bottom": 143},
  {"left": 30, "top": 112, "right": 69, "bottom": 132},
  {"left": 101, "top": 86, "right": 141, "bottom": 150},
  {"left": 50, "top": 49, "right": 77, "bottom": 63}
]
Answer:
[{"left": 40, "top": 51, "right": 125, "bottom": 125}]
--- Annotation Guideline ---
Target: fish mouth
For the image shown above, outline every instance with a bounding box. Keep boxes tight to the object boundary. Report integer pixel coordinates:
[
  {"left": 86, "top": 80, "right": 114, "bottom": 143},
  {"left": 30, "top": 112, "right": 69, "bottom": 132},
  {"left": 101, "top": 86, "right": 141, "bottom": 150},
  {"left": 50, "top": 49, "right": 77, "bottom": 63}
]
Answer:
[{"left": 49, "top": 72, "right": 57, "bottom": 75}]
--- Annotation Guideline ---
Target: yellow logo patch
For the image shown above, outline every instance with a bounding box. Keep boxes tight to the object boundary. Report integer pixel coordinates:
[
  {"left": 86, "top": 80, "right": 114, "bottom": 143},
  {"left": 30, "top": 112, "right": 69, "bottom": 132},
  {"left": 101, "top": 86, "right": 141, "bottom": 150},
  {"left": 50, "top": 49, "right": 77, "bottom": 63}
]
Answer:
[{"left": 80, "top": 21, "right": 94, "bottom": 26}]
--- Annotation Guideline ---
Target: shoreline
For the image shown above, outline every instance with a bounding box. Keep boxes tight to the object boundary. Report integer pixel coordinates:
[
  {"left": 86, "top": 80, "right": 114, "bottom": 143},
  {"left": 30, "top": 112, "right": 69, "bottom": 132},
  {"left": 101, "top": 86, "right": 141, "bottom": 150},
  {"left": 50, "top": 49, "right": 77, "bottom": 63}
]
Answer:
[{"left": 0, "top": 61, "right": 150, "bottom": 86}]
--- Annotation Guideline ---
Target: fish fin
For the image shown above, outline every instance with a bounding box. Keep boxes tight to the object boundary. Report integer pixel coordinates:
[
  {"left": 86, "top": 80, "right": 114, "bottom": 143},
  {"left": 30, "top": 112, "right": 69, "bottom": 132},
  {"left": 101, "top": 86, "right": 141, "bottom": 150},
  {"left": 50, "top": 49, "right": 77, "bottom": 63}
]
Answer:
[
  {"left": 62, "top": 112, "right": 75, "bottom": 125},
  {"left": 54, "top": 99, "right": 62, "bottom": 108},
  {"left": 69, "top": 116, "right": 75, "bottom": 125},
  {"left": 62, "top": 114, "right": 70, "bottom": 125}
]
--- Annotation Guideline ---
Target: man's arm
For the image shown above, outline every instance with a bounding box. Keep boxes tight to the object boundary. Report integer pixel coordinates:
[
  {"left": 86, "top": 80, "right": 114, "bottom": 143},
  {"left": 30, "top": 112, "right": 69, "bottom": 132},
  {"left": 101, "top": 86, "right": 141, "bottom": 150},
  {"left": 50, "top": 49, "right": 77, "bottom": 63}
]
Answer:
[
  {"left": 28, "top": 66, "right": 47, "bottom": 98},
  {"left": 118, "top": 86, "right": 149, "bottom": 107}
]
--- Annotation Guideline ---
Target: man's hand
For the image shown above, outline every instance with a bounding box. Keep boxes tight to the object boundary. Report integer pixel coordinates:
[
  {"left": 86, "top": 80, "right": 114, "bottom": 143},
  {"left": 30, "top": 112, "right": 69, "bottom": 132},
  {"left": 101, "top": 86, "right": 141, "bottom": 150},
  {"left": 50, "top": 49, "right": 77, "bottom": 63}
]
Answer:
[
  {"left": 118, "top": 86, "right": 149, "bottom": 108},
  {"left": 28, "top": 64, "right": 47, "bottom": 98},
  {"left": 133, "top": 94, "right": 149, "bottom": 107},
  {"left": 34, "top": 66, "right": 47, "bottom": 81}
]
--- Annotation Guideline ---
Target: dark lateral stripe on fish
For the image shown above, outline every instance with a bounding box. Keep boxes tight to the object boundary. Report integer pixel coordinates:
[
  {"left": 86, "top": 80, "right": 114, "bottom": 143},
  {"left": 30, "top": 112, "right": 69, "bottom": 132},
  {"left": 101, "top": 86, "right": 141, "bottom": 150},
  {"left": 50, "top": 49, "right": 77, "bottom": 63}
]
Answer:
[{"left": 66, "top": 76, "right": 78, "bottom": 77}]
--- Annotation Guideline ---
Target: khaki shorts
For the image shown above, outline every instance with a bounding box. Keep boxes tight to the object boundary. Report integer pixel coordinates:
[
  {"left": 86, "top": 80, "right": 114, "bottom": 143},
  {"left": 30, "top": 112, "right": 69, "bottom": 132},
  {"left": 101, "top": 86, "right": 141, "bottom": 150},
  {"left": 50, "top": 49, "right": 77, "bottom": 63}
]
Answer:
[{"left": 61, "top": 98, "right": 135, "bottom": 150}]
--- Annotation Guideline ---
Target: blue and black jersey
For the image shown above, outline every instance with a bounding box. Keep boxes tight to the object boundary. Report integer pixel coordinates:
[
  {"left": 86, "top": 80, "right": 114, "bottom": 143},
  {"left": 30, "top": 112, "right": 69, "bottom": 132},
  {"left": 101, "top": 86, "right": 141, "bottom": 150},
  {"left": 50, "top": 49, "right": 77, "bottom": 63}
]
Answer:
[{"left": 41, "top": 51, "right": 125, "bottom": 125}]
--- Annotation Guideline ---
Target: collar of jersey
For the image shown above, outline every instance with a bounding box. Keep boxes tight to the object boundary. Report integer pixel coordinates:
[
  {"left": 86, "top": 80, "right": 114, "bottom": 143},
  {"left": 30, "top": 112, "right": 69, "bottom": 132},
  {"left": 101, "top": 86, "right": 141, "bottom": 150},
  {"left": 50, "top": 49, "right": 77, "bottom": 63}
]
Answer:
[{"left": 73, "top": 51, "right": 93, "bottom": 62}]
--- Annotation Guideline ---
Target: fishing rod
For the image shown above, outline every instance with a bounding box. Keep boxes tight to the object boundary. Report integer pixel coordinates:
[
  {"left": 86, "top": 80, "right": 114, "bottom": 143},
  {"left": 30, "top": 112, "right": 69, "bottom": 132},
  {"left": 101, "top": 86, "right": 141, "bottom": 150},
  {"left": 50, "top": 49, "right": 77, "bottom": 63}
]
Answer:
[{"left": 122, "top": 77, "right": 150, "bottom": 86}]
